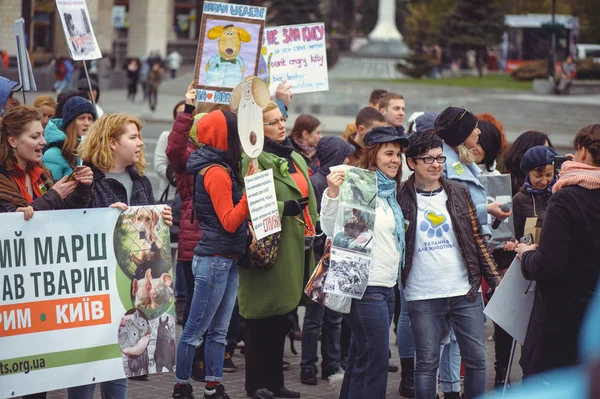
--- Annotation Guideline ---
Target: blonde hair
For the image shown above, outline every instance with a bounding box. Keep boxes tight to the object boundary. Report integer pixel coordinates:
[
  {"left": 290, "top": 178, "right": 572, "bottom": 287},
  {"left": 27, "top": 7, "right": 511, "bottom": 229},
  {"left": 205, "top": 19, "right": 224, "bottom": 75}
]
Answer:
[
  {"left": 78, "top": 114, "right": 146, "bottom": 174},
  {"left": 263, "top": 100, "right": 279, "bottom": 115},
  {"left": 454, "top": 144, "right": 475, "bottom": 164},
  {"left": 62, "top": 122, "right": 80, "bottom": 168},
  {"left": 33, "top": 95, "right": 57, "bottom": 110}
]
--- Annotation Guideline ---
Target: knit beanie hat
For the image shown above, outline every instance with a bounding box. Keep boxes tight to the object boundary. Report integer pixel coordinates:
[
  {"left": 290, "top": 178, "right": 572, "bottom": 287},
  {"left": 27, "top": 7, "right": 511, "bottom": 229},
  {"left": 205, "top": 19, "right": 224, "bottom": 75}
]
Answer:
[
  {"left": 434, "top": 107, "right": 478, "bottom": 147},
  {"left": 520, "top": 145, "right": 557, "bottom": 173},
  {"left": 62, "top": 96, "right": 97, "bottom": 130}
]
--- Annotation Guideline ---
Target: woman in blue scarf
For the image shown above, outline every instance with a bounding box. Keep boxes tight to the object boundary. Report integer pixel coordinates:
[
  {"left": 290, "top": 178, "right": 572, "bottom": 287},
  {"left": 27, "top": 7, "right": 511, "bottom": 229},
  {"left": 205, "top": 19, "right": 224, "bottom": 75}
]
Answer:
[{"left": 320, "top": 126, "right": 407, "bottom": 399}]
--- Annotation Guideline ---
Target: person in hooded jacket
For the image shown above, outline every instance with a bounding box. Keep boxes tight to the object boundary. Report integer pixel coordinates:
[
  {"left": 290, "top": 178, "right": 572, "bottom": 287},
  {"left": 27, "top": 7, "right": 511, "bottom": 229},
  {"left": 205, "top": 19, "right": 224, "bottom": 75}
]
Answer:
[
  {"left": 0, "top": 76, "right": 20, "bottom": 117},
  {"left": 42, "top": 96, "right": 96, "bottom": 180},
  {"left": 172, "top": 109, "right": 255, "bottom": 399},
  {"left": 299, "top": 136, "right": 354, "bottom": 386}
]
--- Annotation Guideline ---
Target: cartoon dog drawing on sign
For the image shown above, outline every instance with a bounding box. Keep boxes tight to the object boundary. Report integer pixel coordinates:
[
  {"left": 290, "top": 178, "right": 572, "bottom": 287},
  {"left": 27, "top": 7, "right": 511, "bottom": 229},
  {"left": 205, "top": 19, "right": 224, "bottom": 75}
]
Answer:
[{"left": 205, "top": 24, "right": 250, "bottom": 88}]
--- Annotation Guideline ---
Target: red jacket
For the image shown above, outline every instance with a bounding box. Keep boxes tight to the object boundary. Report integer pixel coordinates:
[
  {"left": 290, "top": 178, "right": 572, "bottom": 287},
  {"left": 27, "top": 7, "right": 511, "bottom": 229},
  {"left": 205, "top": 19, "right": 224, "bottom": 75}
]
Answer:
[{"left": 166, "top": 111, "right": 201, "bottom": 262}]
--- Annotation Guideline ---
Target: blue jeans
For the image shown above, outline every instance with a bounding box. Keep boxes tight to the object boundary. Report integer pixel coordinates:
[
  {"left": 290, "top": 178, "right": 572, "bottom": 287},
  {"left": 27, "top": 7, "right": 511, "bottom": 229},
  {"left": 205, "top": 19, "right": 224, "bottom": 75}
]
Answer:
[
  {"left": 340, "top": 286, "right": 395, "bottom": 399},
  {"left": 439, "top": 328, "right": 461, "bottom": 392},
  {"left": 408, "top": 295, "right": 486, "bottom": 399},
  {"left": 300, "top": 303, "right": 342, "bottom": 374},
  {"left": 175, "top": 255, "right": 239, "bottom": 384},
  {"left": 175, "top": 260, "right": 187, "bottom": 298},
  {"left": 66, "top": 379, "right": 127, "bottom": 399},
  {"left": 397, "top": 284, "right": 415, "bottom": 359}
]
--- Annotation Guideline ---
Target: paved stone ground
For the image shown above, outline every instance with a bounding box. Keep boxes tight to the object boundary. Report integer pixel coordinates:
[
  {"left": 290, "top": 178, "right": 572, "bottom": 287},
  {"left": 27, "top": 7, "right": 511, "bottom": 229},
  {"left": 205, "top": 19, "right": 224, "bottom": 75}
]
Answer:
[{"left": 43, "top": 315, "right": 522, "bottom": 399}]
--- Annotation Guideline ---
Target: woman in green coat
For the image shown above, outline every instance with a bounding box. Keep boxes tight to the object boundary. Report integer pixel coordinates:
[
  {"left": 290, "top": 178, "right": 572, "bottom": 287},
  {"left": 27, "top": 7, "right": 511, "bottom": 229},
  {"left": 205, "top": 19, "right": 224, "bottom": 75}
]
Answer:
[{"left": 240, "top": 100, "right": 318, "bottom": 399}]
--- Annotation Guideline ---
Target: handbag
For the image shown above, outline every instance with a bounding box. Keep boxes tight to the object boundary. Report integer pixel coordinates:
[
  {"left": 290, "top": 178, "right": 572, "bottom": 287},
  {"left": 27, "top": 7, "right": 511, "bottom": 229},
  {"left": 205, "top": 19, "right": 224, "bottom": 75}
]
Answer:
[{"left": 239, "top": 223, "right": 281, "bottom": 270}]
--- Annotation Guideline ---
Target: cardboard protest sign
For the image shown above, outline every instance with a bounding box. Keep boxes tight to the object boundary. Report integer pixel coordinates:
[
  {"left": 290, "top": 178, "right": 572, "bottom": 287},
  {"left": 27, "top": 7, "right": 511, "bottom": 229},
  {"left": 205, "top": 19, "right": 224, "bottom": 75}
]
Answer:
[
  {"left": 484, "top": 258, "right": 536, "bottom": 345},
  {"left": 56, "top": 0, "right": 102, "bottom": 60},
  {"left": 193, "top": 2, "right": 266, "bottom": 104},
  {"left": 478, "top": 174, "right": 515, "bottom": 249},
  {"left": 263, "top": 23, "right": 329, "bottom": 94},
  {"left": 245, "top": 169, "right": 281, "bottom": 240},
  {"left": 0, "top": 207, "right": 175, "bottom": 397},
  {"left": 231, "top": 77, "right": 270, "bottom": 159},
  {"left": 13, "top": 18, "right": 37, "bottom": 92},
  {"left": 322, "top": 166, "right": 377, "bottom": 299}
]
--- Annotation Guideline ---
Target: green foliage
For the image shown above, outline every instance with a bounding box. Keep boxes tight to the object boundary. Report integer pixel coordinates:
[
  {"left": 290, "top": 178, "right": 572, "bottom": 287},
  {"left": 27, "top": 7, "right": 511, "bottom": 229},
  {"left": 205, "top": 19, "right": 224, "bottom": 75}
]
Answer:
[
  {"left": 267, "top": 0, "right": 323, "bottom": 26},
  {"left": 397, "top": 53, "right": 435, "bottom": 78},
  {"left": 440, "top": 0, "right": 505, "bottom": 51},
  {"left": 404, "top": 0, "right": 454, "bottom": 47}
]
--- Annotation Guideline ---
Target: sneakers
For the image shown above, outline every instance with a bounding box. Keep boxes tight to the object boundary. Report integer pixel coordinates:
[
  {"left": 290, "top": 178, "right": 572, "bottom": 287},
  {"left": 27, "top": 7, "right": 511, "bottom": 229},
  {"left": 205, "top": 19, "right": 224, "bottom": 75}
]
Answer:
[
  {"left": 173, "top": 383, "right": 194, "bottom": 399},
  {"left": 204, "top": 383, "right": 231, "bottom": 399},
  {"left": 388, "top": 363, "right": 399, "bottom": 372},
  {"left": 300, "top": 368, "right": 318, "bottom": 385},
  {"left": 223, "top": 353, "right": 237, "bottom": 373},
  {"left": 191, "top": 361, "right": 206, "bottom": 382}
]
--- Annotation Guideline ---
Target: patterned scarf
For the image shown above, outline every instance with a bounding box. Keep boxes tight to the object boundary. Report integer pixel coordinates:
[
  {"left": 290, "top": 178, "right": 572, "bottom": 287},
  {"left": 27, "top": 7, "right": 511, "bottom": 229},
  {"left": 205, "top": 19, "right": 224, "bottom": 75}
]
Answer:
[
  {"left": 376, "top": 169, "right": 405, "bottom": 270},
  {"left": 523, "top": 174, "right": 557, "bottom": 195},
  {"left": 291, "top": 137, "right": 317, "bottom": 160},
  {"left": 553, "top": 161, "right": 600, "bottom": 193}
]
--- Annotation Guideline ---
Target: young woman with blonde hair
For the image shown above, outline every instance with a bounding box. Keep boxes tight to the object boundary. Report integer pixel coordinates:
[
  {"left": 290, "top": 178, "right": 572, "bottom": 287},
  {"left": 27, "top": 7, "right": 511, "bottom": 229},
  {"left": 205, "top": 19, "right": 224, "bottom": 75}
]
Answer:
[
  {"left": 67, "top": 113, "right": 172, "bottom": 399},
  {"left": 33, "top": 95, "right": 56, "bottom": 129}
]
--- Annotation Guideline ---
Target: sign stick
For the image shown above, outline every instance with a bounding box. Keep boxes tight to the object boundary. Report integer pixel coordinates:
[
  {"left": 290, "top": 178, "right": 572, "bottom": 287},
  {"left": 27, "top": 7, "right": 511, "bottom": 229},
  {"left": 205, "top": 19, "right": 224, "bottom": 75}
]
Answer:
[
  {"left": 82, "top": 62, "right": 96, "bottom": 106},
  {"left": 502, "top": 339, "right": 517, "bottom": 397}
]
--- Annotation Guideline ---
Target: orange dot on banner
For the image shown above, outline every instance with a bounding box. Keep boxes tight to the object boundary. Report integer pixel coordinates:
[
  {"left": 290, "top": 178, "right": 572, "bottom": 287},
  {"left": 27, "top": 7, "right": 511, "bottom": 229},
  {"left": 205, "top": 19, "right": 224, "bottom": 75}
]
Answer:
[{"left": 207, "top": 93, "right": 213, "bottom": 99}]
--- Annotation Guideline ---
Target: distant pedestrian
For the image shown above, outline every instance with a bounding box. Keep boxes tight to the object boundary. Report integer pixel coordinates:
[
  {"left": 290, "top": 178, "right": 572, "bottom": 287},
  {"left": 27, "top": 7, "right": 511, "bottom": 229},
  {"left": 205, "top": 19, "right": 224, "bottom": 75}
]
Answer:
[
  {"left": 147, "top": 62, "right": 163, "bottom": 112},
  {"left": 126, "top": 59, "right": 140, "bottom": 102},
  {"left": 167, "top": 50, "right": 183, "bottom": 79}
]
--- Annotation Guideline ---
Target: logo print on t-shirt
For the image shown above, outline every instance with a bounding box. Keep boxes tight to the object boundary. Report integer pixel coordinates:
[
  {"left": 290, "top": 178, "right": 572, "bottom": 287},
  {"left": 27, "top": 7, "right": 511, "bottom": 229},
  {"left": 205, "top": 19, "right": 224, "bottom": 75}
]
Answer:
[{"left": 420, "top": 210, "right": 450, "bottom": 238}]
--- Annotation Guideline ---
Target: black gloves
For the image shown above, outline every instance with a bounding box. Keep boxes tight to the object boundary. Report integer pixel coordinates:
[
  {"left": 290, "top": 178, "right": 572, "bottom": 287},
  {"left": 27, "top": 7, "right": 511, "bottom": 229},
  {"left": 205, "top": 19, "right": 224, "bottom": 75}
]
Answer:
[{"left": 282, "top": 197, "right": 309, "bottom": 216}]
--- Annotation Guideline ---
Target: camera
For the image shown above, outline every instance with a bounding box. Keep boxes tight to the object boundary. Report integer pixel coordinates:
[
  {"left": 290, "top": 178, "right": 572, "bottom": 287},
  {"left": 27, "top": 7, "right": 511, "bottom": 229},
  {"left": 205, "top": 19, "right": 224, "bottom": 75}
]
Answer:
[{"left": 554, "top": 156, "right": 569, "bottom": 170}]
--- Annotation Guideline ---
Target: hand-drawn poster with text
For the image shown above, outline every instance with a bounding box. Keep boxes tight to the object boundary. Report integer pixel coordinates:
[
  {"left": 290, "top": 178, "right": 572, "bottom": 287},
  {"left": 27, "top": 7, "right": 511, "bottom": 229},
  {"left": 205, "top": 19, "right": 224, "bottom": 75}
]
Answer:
[
  {"left": 264, "top": 23, "right": 329, "bottom": 95},
  {"left": 193, "top": 1, "right": 266, "bottom": 104},
  {"left": 245, "top": 169, "right": 281, "bottom": 240},
  {"left": 56, "top": 0, "right": 102, "bottom": 60},
  {"left": 0, "top": 207, "right": 175, "bottom": 397},
  {"left": 322, "top": 166, "right": 377, "bottom": 299}
]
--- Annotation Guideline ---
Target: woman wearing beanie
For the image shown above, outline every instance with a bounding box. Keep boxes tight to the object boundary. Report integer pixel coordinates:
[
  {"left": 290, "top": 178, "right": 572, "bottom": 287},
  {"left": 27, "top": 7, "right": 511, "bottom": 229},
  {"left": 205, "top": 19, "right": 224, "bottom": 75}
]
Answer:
[
  {"left": 434, "top": 107, "right": 511, "bottom": 237},
  {"left": 240, "top": 101, "right": 318, "bottom": 399},
  {"left": 42, "top": 96, "right": 96, "bottom": 180},
  {"left": 322, "top": 126, "right": 408, "bottom": 399},
  {"left": 515, "top": 125, "right": 600, "bottom": 376}
]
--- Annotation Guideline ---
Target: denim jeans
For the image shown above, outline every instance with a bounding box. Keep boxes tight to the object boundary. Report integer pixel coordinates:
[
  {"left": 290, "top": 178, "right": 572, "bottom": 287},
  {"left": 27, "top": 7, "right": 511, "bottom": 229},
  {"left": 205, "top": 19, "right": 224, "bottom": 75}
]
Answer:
[
  {"left": 300, "top": 303, "right": 342, "bottom": 374},
  {"left": 340, "top": 286, "right": 395, "bottom": 399},
  {"left": 397, "top": 284, "right": 415, "bottom": 359},
  {"left": 66, "top": 379, "right": 127, "bottom": 399},
  {"left": 408, "top": 295, "right": 486, "bottom": 399},
  {"left": 439, "top": 327, "right": 461, "bottom": 392},
  {"left": 175, "top": 255, "right": 239, "bottom": 384}
]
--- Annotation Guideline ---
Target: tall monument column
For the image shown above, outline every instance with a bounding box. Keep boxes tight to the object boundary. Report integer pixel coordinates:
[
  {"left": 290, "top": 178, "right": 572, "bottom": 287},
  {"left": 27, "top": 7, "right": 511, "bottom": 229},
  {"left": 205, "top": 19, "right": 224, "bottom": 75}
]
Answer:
[
  {"left": 127, "top": 0, "right": 172, "bottom": 58},
  {"left": 357, "top": 0, "right": 409, "bottom": 58}
]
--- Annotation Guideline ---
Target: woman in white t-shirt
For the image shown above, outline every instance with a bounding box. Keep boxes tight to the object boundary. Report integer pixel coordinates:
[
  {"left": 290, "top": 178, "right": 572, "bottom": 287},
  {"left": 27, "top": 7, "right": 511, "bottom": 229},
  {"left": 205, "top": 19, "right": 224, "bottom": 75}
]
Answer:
[
  {"left": 320, "top": 126, "right": 408, "bottom": 399},
  {"left": 397, "top": 131, "right": 500, "bottom": 399}
]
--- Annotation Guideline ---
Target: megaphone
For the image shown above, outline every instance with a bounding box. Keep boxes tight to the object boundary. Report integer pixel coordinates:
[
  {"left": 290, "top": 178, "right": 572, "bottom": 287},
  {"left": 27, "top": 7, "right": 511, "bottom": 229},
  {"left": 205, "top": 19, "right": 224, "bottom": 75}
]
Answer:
[{"left": 231, "top": 77, "right": 270, "bottom": 160}]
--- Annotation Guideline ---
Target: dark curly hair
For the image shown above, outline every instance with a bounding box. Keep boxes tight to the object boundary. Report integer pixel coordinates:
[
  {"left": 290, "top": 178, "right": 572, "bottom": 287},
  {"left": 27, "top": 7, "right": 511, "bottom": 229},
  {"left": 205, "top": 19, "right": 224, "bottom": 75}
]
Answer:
[{"left": 406, "top": 130, "right": 444, "bottom": 159}]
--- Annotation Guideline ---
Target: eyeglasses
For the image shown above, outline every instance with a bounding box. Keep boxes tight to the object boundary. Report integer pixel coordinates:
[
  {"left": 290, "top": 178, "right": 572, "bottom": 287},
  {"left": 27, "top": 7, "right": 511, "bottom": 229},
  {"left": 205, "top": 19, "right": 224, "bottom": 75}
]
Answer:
[
  {"left": 414, "top": 155, "right": 447, "bottom": 164},
  {"left": 264, "top": 116, "right": 288, "bottom": 126}
]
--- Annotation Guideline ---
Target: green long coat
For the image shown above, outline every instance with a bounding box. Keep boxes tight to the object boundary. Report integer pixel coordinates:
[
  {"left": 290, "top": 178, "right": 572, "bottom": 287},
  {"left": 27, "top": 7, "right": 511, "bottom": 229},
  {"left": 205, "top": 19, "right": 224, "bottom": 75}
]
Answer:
[{"left": 240, "top": 150, "right": 319, "bottom": 319}]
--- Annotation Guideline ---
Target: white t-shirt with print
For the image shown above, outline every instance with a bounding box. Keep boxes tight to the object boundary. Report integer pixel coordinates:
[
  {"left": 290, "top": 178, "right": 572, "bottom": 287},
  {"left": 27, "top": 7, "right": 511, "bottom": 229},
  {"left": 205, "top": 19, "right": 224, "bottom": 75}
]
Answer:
[{"left": 405, "top": 188, "right": 471, "bottom": 301}]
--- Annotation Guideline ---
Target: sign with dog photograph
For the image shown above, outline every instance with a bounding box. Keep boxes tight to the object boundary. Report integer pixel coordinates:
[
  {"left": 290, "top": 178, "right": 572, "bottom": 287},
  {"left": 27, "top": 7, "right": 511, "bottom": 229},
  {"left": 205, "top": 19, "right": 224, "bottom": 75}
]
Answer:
[
  {"left": 263, "top": 23, "right": 329, "bottom": 95},
  {"left": 193, "top": 1, "right": 266, "bottom": 104},
  {"left": 56, "top": 0, "right": 102, "bottom": 60},
  {"left": 0, "top": 206, "right": 175, "bottom": 397}
]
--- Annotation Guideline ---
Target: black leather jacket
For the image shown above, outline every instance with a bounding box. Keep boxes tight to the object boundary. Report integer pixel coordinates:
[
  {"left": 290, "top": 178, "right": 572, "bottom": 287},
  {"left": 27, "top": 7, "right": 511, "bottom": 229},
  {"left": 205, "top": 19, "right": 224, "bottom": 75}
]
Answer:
[{"left": 398, "top": 175, "right": 500, "bottom": 301}]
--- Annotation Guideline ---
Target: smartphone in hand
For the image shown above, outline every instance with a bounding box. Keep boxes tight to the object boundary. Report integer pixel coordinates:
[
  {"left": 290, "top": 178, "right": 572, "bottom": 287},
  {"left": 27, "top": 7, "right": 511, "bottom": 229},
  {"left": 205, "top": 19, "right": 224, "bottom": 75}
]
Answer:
[{"left": 67, "top": 166, "right": 86, "bottom": 182}]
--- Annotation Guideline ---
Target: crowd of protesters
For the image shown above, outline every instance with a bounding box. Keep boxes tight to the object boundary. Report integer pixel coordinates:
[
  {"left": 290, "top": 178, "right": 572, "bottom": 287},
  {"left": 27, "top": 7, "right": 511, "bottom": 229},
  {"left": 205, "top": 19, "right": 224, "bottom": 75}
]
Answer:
[{"left": 1, "top": 63, "right": 599, "bottom": 399}]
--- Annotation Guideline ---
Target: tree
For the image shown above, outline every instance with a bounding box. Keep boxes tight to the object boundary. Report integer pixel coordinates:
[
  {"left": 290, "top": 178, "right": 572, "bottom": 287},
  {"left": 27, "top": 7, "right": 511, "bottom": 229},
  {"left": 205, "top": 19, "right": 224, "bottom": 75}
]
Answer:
[
  {"left": 267, "top": 0, "right": 323, "bottom": 26},
  {"left": 404, "top": 0, "right": 454, "bottom": 48},
  {"left": 441, "top": 0, "right": 506, "bottom": 77}
]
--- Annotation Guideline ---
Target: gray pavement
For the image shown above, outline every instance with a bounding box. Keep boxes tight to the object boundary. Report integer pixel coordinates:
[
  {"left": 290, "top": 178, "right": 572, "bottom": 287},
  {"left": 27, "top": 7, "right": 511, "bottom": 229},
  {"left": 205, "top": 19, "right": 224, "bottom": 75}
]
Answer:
[{"left": 44, "top": 315, "right": 522, "bottom": 399}]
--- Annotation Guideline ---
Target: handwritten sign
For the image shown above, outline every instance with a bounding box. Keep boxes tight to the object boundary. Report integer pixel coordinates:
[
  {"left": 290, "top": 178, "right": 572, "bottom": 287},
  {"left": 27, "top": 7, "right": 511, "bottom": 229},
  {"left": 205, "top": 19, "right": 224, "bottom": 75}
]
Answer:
[
  {"left": 245, "top": 169, "right": 281, "bottom": 240},
  {"left": 264, "top": 23, "right": 329, "bottom": 95},
  {"left": 193, "top": 1, "right": 266, "bottom": 104}
]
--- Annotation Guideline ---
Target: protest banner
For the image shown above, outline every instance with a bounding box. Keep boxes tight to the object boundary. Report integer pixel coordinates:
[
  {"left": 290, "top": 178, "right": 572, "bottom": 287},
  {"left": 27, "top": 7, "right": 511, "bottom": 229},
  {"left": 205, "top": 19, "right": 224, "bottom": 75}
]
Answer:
[
  {"left": 13, "top": 18, "right": 37, "bottom": 97},
  {"left": 484, "top": 258, "right": 535, "bottom": 345},
  {"left": 55, "top": 0, "right": 102, "bottom": 61},
  {"left": 478, "top": 174, "right": 515, "bottom": 249},
  {"left": 263, "top": 23, "right": 329, "bottom": 95},
  {"left": 0, "top": 206, "right": 175, "bottom": 397},
  {"left": 321, "top": 165, "right": 377, "bottom": 300},
  {"left": 193, "top": 1, "right": 266, "bottom": 104},
  {"left": 245, "top": 169, "right": 281, "bottom": 240}
]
